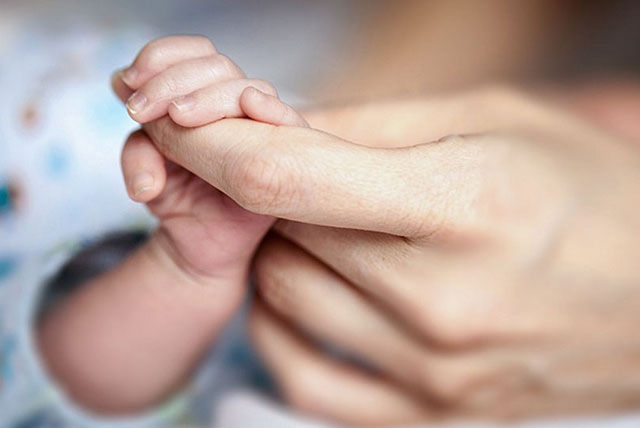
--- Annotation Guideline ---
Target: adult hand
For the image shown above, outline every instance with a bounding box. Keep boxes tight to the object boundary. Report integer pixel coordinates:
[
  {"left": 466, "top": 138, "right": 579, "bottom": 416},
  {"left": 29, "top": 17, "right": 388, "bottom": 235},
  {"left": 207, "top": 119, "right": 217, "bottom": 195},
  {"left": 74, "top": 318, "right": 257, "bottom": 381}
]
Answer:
[{"left": 140, "top": 87, "right": 640, "bottom": 425}]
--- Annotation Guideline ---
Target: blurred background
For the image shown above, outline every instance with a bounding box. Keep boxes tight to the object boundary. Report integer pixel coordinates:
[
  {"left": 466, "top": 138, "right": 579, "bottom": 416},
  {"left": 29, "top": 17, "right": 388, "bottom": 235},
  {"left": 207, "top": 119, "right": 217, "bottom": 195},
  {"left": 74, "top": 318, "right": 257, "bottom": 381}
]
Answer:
[{"left": 1, "top": 0, "right": 639, "bottom": 427}]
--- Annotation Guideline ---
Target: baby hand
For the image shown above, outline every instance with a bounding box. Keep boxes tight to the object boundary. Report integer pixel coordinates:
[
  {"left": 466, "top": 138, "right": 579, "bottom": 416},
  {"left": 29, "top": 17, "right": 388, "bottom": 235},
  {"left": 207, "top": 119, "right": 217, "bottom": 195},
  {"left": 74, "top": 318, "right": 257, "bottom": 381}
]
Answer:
[{"left": 111, "top": 35, "right": 307, "bottom": 286}]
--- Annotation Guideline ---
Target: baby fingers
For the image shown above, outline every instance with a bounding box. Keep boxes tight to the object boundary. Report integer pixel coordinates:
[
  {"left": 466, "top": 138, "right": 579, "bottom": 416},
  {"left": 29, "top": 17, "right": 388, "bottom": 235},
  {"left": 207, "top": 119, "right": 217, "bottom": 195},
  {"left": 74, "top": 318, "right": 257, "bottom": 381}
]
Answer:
[
  {"left": 121, "top": 35, "right": 218, "bottom": 90},
  {"left": 120, "top": 130, "right": 167, "bottom": 203},
  {"left": 168, "top": 79, "right": 278, "bottom": 127},
  {"left": 126, "top": 54, "right": 245, "bottom": 123},
  {"left": 240, "top": 86, "right": 309, "bottom": 127}
]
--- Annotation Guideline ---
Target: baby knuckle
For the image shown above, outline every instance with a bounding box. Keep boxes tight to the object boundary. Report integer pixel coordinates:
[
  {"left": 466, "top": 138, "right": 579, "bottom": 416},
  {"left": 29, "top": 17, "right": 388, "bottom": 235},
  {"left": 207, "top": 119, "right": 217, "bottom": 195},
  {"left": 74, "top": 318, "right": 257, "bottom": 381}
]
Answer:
[
  {"left": 137, "top": 41, "right": 169, "bottom": 72},
  {"left": 159, "top": 75, "right": 181, "bottom": 95},
  {"left": 189, "top": 34, "right": 216, "bottom": 51},
  {"left": 253, "top": 79, "right": 278, "bottom": 96},
  {"left": 211, "top": 54, "right": 242, "bottom": 78}
]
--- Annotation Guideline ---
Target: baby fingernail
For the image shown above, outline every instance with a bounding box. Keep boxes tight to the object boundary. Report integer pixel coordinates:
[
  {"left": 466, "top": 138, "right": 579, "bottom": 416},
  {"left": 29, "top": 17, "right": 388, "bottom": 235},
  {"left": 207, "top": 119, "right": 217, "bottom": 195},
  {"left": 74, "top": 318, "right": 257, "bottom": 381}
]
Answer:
[
  {"left": 248, "top": 86, "right": 267, "bottom": 98},
  {"left": 122, "top": 67, "right": 137, "bottom": 86},
  {"left": 171, "top": 95, "right": 195, "bottom": 111},
  {"left": 127, "top": 92, "right": 147, "bottom": 115},
  {"left": 132, "top": 172, "right": 154, "bottom": 197},
  {"left": 111, "top": 69, "right": 124, "bottom": 85}
]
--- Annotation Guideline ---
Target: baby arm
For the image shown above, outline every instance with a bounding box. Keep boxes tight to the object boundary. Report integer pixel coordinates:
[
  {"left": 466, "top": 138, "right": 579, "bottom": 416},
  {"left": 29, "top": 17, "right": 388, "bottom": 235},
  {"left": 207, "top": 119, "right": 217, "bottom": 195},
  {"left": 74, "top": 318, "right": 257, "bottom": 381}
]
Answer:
[{"left": 38, "top": 35, "right": 307, "bottom": 415}]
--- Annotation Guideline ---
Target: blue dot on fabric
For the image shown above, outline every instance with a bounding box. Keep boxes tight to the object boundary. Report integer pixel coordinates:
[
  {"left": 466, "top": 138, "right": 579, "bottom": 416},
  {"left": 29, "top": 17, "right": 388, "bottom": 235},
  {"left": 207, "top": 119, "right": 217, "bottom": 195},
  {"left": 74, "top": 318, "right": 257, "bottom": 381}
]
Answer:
[
  {"left": 1, "top": 335, "right": 17, "bottom": 382},
  {"left": 88, "top": 95, "right": 132, "bottom": 135},
  {"left": 45, "top": 144, "right": 71, "bottom": 178},
  {"left": 0, "top": 257, "right": 18, "bottom": 282},
  {"left": 0, "top": 184, "right": 11, "bottom": 214}
]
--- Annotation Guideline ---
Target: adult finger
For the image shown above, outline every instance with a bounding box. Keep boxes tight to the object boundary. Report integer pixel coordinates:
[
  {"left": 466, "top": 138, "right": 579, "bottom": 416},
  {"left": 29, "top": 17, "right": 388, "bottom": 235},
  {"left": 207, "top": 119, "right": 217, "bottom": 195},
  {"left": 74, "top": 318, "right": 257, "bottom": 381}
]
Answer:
[
  {"left": 273, "top": 220, "right": 416, "bottom": 292},
  {"left": 167, "top": 80, "right": 278, "bottom": 127},
  {"left": 254, "top": 235, "right": 522, "bottom": 406},
  {"left": 119, "top": 35, "right": 217, "bottom": 90},
  {"left": 120, "top": 130, "right": 167, "bottom": 203},
  {"left": 143, "top": 117, "right": 486, "bottom": 237},
  {"left": 302, "top": 89, "right": 521, "bottom": 148},
  {"left": 126, "top": 54, "right": 245, "bottom": 123},
  {"left": 302, "top": 86, "right": 593, "bottom": 151},
  {"left": 254, "top": 235, "right": 420, "bottom": 382},
  {"left": 249, "top": 302, "right": 432, "bottom": 426}
]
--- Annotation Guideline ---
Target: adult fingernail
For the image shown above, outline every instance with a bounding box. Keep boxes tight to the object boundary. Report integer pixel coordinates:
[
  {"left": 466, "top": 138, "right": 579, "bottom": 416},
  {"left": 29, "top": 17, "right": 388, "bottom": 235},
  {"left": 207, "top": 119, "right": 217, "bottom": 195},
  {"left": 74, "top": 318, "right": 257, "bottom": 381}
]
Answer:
[
  {"left": 132, "top": 172, "right": 154, "bottom": 197},
  {"left": 122, "top": 67, "right": 137, "bottom": 86},
  {"left": 126, "top": 92, "right": 147, "bottom": 115},
  {"left": 171, "top": 95, "right": 195, "bottom": 111}
]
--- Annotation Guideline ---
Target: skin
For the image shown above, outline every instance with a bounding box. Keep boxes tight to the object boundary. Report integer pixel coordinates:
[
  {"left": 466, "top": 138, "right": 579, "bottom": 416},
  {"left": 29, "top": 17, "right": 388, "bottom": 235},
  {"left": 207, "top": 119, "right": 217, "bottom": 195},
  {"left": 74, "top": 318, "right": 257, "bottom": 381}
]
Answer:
[
  {"left": 39, "top": 34, "right": 640, "bottom": 425},
  {"left": 128, "top": 86, "right": 640, "bottom": 425},
  {"left": 38, "top": 35, "right": 306, "bottom": 414}
]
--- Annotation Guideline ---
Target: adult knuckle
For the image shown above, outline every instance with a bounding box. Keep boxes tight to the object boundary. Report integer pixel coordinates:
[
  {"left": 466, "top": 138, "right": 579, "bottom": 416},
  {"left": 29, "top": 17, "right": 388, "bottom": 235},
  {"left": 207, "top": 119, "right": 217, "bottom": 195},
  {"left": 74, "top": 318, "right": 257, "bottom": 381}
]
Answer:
[
  {"left": 254, "top": 249, "right": 300, "bottom": 316},
  {"left": 455, "top": 85, "right": 524, "bottom": 124},
  {"left": 230, "top": 148, "right": 297, "bottom": 215},
  {"left": 278, "top": 364, "right": 323, "bottom": 415},
  {"left": 405, "top": 142, "right": 479, "bottom": 239},
  {"left": 358, "top": 241, "right": 414, "bottom": 290},
  {"left": 415, "top": 359, "right": 468, "bottom": 405},
  {"left": 473, "top": 132, "right": 555, "bottom": 224},
  {"left": 410, "top": 288, "right": 477, "bottom": 348},
  {"left": 477, "top": 84, "right": 525, "bottom": 106}
]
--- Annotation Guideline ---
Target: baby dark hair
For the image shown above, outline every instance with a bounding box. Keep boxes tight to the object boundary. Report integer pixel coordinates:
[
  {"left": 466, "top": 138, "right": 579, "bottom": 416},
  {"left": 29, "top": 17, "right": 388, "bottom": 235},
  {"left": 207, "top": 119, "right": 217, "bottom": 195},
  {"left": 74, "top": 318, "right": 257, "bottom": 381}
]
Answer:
[{"left": 37, "top": 230, "right": 149, "bottom": 318}]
